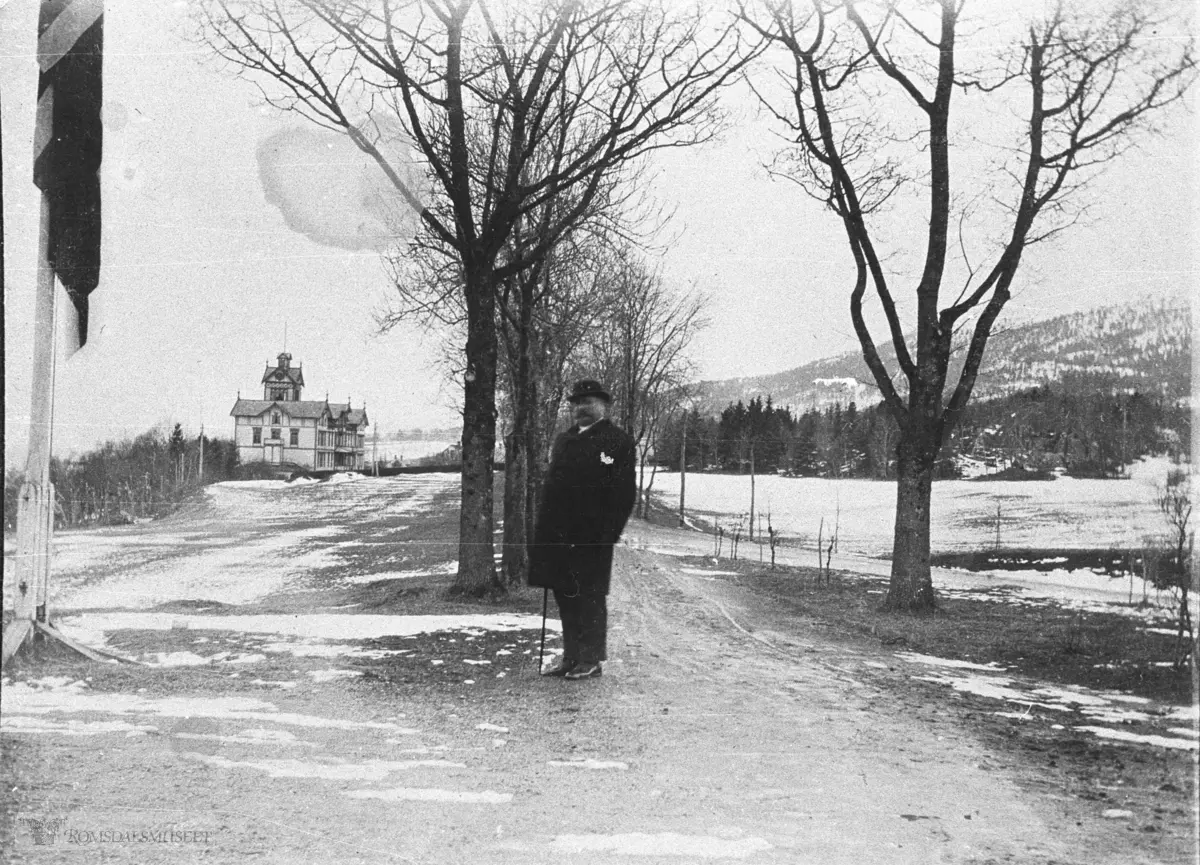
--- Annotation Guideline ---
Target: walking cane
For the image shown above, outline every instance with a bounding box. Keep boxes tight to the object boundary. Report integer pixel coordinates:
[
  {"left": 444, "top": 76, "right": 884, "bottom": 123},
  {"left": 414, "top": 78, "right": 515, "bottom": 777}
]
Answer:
[{"left": 538, "top": 586, "right": 549, "bottom": 673}]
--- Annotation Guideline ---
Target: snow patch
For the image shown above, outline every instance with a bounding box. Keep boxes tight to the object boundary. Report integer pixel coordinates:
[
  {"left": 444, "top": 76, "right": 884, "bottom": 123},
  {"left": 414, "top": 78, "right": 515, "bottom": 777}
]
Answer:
[
  {"left": 1165, "top": 705, "right": 1199, "bottom": 722},
  {"left": 181, "top": 754, "right": 465, "bottom": 779},
  {"left": 344, "top": 787, "right": 511, "bottom": 804},
  {"left": 550, "top": 833, "right": 771, "bottom": 858},
  {"left": 548, "top": 759, "right": 629, "bottom": 770},
  {"left": 1, "top": 681, "right": 419, "bottom": 733},
  {"left": 57, "top": 612, "right": 559, "bottom": 652},
  {"left": 1074, "top": 727, "right": 1198, "bottom": 751},
  {"left": 307, "top": 669, "right": 362, "bottom": 682},
  {"left": 914, "top": 670, "right": 1190, "bottom": 749},
  {"left": 172, "top": 728, "right": 316, "bottom": 747},
  {"left": 1, "top": 717, "right": 159, "bottom": 736},
  {"left": 229, "top": 653, "right": 267, "bottom": 664},
  {"left": 339, "top": 562, "right": 458, "bottom": 585},
  {"left": 259, "top": 642, "right": 408, "bottom": 660},
  {"left": 896, "top": 652, "right": 1006, "bottom": 672}
]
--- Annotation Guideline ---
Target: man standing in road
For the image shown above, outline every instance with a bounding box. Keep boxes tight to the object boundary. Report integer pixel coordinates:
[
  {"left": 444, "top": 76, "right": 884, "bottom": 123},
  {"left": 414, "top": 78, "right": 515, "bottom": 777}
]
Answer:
[{"left": 530, "top": 379, "right": 637, "bottom": 680}]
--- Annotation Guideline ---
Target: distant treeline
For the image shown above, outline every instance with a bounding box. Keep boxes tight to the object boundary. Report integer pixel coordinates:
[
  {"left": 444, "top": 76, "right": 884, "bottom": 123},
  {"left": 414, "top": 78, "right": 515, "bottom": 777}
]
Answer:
[
  {"left": 385, "top": 428, "right": 460, "bottom": 441},
  {"left": 655, "top": 373, "right": 1189, "bottom": 480},
  {"left": 4, "top": 424, "right": 239, "bottom": 531}
]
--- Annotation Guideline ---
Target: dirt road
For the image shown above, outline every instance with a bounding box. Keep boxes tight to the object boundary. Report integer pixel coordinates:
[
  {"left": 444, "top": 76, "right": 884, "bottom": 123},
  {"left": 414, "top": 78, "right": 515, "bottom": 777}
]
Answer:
[{"left": 1, "top": 479, "right": 1190, "bottom": 863}]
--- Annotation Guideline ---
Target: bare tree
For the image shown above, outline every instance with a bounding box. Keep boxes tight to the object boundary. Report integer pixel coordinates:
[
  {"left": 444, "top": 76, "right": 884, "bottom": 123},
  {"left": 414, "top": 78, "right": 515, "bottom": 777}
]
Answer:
[
  {"left": 742, "top": 0, "right": 1195, "bottom": 611},
  {"left": 572, "top": 253, "right": 709, "bottom": 516},
  {"left": 201, "top": 0, "right": 758, "bottom": 594},
  {"left": 496, "top": 224, "right": 618, "bottom": 586},
  {"left": 1147, "top": 468, "right": 1194, "bottom": 667},
  {"left": 383, "top": 192, "right": 636, "bottom": 587}
]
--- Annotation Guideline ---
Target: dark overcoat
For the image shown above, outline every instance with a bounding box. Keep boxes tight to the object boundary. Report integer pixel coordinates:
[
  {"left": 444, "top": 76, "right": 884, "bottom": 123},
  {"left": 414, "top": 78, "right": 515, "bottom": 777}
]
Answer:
[{"left": 528, "top": 418, "right": 637, "bottom": 595}]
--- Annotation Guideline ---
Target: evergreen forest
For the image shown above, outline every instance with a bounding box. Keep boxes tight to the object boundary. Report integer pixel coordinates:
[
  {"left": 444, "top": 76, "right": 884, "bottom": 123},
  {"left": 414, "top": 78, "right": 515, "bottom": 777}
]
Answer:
[{"left": 655, "top": 374, "right": 1189, "bottom": 481}]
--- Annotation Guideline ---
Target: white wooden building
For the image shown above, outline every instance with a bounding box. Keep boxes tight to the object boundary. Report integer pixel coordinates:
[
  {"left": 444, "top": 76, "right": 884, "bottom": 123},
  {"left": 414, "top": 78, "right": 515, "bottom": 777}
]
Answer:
[{"left": 230, "top": 352, "right": 368, "bottom": 469}]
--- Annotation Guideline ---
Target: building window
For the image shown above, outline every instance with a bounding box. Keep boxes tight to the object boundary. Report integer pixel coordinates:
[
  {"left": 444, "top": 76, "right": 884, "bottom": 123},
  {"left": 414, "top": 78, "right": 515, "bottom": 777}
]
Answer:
[
  {"left": 271, "top": 428, "right": 281, "bottom": 440},
  {"left": 252, "top": 427, "right": 261, "bottom": 444},
  {"left": 272, "top": 412, "right": 281, "bottom": 424},
  {"left": 289, "top": 428, "right": 299, "bottom": 446}
]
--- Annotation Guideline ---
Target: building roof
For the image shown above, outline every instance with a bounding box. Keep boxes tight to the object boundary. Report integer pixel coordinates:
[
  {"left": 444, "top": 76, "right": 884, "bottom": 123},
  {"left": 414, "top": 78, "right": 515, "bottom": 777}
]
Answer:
[
  {"left": 262, "top": 365, "right": 305, "bottom": 387},
  {"left": 326, "top": 404, "right": 369, "bottom": 426},
  {"left": 231, "top": 399, "right": 326, "bottom": 420},
  {"left": 230, "top": 399, "right": 368, "bottom": 426}
]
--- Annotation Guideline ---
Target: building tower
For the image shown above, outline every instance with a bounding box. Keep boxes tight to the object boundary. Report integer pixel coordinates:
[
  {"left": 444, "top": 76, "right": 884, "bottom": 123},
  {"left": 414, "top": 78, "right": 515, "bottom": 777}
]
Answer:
[{"left": 262, "top": 352, "right": 304, "bottom": 402}]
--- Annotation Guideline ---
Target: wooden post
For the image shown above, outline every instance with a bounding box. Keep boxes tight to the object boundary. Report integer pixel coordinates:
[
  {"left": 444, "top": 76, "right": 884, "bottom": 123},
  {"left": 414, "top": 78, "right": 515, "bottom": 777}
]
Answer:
[
  {"left": 1191, "top": 298, "right": 1199, "bottom": 704},
  {"left": 749, "top": 442, "right": 756, "bottom": 541},
  {"left": 2, "top": 196, "right": 130, "bottom": 669},
  {"left": 6, "top": 197, "right": 58, "bottom": 665}
]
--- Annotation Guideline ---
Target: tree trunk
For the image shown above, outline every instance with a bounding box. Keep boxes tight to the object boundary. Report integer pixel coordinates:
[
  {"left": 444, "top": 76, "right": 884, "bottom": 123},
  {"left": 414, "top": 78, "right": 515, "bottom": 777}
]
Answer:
[
  {"left": 526, "top": 392, "right": 550, "bottom": 553},
  {"left": 501, "top": 365, "right": 534, "bottom": 586},
  {"left": 501, "top": 431, "right": 530, "bottom": 587},
  {"left": 453, "top": 263, "right": 500, "bottom": 596},
  {"left": 636, "top": 454, "right": 646, "bottom": 519},
  {"left": 883, "top": 432, "right": 938, "bottom": 612},
  {"left": 502, "top": 269, "right": 541, "bottom": 587}
]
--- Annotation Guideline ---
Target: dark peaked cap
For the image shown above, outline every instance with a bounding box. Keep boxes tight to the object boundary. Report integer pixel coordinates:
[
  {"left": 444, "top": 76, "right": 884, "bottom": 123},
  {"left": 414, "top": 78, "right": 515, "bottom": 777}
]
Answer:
[{"left": 568, "top": 379, "right": 611, "bottom": 403}]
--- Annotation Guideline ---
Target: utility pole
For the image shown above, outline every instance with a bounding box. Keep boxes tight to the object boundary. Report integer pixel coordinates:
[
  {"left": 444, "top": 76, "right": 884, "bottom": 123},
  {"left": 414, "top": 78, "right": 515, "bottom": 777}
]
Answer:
[
  {"left": 198, "top": 425, "right": 205, "bottom": 483},
  {"left": 678, "top": 408, "right": 688, "bottom": 528},
  {"left": 373, "top": 424, "right": 379, "bottom": 476}
]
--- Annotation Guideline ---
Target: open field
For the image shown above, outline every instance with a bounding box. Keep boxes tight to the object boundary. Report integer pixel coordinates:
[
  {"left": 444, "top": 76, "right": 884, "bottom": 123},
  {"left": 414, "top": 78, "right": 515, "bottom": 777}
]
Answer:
[
  {"left": 648, "top": 457, "right": 1179, "bottom": 557},
  {"left": 643, "top": 457, "right": 1190, "bottom": 616}
]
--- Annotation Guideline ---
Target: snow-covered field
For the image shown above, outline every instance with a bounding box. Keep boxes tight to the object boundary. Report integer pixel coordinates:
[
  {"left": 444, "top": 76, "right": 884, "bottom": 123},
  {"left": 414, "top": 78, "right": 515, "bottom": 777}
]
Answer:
[
  {"left": 642, "top": 457, "right": 1188, "bottom": 615},
  {"left": 651, "top": 457, "right": 1179, "bottom": 557}
]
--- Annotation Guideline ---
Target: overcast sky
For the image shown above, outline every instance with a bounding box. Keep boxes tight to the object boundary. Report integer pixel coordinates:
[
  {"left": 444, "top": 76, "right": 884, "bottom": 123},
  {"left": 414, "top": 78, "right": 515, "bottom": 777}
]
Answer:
[{"left": 3, "top": 0, "right": 1195, "bottom": 464}]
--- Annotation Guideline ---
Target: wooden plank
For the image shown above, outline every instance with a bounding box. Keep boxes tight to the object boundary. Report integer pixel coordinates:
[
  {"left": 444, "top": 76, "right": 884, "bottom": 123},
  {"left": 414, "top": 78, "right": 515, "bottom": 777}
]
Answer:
[
  {"left": 23, "top": 196, "right": 58, "bottom": 613},
  {"left": 13, "top": 481, "right": 53, "bottom": 623},
  {"left": 1, "top": 619, "right": 34, "bottom": 668}
]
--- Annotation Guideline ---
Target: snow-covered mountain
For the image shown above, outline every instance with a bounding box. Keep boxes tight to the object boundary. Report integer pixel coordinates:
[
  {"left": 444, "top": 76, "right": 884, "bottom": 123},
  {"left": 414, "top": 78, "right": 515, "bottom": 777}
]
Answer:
[{"left": 698, "top": 293, "right": 1191, "bottom": 413}]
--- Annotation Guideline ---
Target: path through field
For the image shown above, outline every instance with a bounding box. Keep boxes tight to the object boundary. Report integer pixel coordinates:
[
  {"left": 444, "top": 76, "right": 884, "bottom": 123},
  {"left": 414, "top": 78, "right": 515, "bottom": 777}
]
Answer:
[{"left": 1, "top": 477, "right": 1191, "bottom": 863}]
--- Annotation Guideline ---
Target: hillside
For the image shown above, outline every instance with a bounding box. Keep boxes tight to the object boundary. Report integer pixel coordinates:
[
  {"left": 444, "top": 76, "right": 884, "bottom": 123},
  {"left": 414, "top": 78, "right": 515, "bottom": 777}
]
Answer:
[{"left": 698, "top": 293, "right": 1191, "bottom": 413}]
